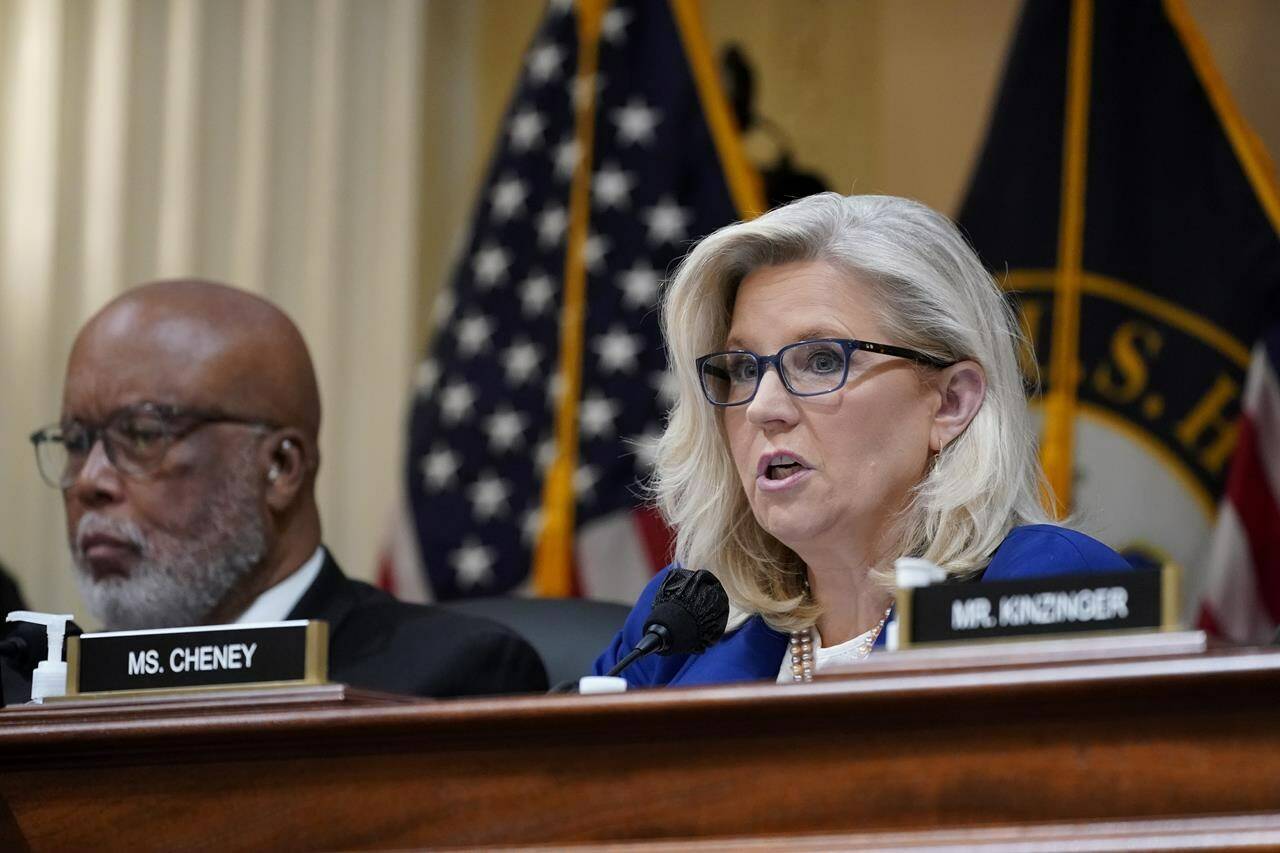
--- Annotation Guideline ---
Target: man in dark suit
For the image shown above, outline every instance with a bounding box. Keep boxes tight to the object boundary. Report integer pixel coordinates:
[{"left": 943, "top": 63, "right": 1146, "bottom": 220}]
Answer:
[
  {"left": 288, "top": 551, "right": 546, "bottom": 697},
  {"left": 30, "top": 279, "right": 546, "bottom": 698}
]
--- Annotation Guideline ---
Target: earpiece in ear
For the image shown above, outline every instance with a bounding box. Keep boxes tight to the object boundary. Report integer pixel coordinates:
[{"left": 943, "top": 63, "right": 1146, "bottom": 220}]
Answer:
[{"left": 269, "top": 438, "right": 294, "bottom": 482}]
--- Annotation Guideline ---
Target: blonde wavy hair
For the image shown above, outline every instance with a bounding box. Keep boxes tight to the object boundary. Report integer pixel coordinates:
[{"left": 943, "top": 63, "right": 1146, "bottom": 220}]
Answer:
[{"left": 654, "top": 193, "right": 1050, "bottom": 632}]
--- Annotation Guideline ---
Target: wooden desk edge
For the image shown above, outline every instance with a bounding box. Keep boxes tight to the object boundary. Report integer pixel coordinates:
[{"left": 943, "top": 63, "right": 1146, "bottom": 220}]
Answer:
[
  {"left": 2, "top": 642, "right": 1277, "bottom": 753},
  {"left": 463, "top": 812, "right": 1280, "bottom": 851}
]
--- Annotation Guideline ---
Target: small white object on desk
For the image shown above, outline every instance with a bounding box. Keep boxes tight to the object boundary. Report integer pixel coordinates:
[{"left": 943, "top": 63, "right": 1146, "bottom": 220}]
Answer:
[
  {"left": 894, "top": 557, "right": 947, "bottom": 588},
  {"left": 578, "top": 675, "right": 627, "bottom": 694},
  {"left": 889, "top": 557, "right": 947, "bottom": 652}
]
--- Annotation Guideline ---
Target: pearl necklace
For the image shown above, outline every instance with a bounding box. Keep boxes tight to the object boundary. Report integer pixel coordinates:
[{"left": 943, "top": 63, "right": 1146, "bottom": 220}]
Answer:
[{"left": 788, "top": 604, "right": 893, "bottom": 683}]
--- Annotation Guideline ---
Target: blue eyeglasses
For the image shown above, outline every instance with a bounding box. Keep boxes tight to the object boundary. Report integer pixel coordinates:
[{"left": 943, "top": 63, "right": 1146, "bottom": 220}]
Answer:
[{"left": 696, "top": 338, "right": 953, "bottom": 407}]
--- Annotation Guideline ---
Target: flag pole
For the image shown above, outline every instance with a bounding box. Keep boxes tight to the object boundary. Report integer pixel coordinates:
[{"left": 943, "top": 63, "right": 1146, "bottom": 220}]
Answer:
[
  {"left": 533, "top": 0, "right": 607, "bottom": 596},
  {"left": 1041, "top": 0, "right": 1093, "bottom": 516},
  {"left": 1163, "top": 0, "right": 1280, "bottom": 235},
  {"left": 669, "top": 0, "right": 766, "bottom": 220}
]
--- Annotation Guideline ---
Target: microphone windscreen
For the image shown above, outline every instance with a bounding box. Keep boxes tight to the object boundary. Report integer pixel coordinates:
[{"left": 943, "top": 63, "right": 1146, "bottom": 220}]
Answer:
[{"left": 646, "top": 569, "right": 729, "bottom": 655}]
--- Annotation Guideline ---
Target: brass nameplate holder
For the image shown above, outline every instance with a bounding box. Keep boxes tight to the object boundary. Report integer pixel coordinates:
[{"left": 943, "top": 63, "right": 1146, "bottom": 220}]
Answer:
[
  {"left": 64, "top": 620, "right": 328, "bottom": 699},
  {"left": 895, "top": 566, "right": 1178, "bottom": 648}
]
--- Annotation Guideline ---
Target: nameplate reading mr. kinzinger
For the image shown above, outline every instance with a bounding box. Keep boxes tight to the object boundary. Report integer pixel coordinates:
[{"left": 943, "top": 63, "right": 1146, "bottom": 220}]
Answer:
[
  {"left": 66, "top": 620, "right": 328, "bottom": 696},
  {"left": 897, "top": 568, "right": 1174, "bottom": 647}
]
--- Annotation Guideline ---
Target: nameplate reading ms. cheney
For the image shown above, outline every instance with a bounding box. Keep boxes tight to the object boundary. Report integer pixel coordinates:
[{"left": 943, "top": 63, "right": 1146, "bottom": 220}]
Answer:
[
  {"left": 896, "top": 568, "right": 1176, "bottom": 647},
  {"left": 65, "top": 620, "right": 328, "bottom": 696}
]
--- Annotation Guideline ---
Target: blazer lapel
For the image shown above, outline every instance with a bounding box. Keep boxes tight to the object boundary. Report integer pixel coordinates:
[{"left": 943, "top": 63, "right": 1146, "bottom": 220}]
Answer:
[{"left": 285, "top": 549, "right": 357, "bottom": 633}]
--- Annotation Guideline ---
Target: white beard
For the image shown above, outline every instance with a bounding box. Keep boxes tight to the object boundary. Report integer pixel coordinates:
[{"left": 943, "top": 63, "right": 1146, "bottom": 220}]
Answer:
[{"left": 72, "top": 450, "right": 268, "bottom": 630}]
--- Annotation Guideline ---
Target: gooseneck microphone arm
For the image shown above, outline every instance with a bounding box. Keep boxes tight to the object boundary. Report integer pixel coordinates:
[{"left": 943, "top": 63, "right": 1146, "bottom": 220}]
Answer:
[
  {"left": 549, "top": 570, "right": 730, "bottom": 693},
  {"left": 548, "top": 569, "right": 729, "bottom": 693},
  {"left": 604, "top": 625, "right": 672, "bottom": 677}
]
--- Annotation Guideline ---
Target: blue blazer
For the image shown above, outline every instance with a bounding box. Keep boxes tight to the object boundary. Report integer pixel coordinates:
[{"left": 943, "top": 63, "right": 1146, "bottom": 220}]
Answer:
[{"left": 592, "top": 524, "right": 1131, "bottom": 689}]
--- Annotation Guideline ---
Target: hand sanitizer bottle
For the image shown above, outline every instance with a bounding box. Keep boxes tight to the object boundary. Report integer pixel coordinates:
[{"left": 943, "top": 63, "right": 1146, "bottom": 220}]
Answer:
[{"left": 6, "top": 611, "right": 76, "bottom": 703}]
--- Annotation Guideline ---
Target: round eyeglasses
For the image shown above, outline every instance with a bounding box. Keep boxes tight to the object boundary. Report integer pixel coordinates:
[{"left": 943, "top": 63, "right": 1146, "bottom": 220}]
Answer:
[
  {"left": 30, "top": 402, "right": 276, "bottom": 489},
  {"left": 695, "top": 338, "right": 954, "bottom": 407}
]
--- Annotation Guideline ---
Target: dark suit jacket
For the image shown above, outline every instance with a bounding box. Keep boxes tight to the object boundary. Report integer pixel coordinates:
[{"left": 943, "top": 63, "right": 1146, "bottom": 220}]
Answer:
[
  {"left": 287, "top": 551, "right": 548, "bottom": 698},
  {"left": 0, "top": 561, "right": 30, "bottom": 707}
]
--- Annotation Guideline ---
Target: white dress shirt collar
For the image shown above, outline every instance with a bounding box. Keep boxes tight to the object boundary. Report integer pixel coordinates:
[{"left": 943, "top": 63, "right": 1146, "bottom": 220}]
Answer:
[{"left": 235, "top": 545, "right": 326, "bottom": 624}]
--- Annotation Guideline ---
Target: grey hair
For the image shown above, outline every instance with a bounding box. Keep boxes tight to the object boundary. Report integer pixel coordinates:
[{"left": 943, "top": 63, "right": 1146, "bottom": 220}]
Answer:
[
  {"left": 654, "top": 193, "right": 1050, "bottom": 632},
  {"left": 73, "top": 441, "right": 268, "bottom": 630}
]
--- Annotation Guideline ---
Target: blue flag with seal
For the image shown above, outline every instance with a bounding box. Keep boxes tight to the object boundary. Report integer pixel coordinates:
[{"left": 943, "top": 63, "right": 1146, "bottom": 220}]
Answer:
[{"left": 957, "top": 0, "right": 1280, "bottom": 615}]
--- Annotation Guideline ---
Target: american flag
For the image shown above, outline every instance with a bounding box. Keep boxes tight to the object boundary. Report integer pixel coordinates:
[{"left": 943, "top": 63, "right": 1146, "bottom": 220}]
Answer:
[
  {"left": 384, "top": 0, "right": 760, "bottom": 602},
  {"left": 1198, "top": 327, "right": 1280, "bottom": 643}
]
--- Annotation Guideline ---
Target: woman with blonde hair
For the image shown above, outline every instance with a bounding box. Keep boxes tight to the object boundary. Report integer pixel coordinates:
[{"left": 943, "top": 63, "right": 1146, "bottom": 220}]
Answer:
[{"left": 594, "top": 193, "right": 1128, "bottom": 687}]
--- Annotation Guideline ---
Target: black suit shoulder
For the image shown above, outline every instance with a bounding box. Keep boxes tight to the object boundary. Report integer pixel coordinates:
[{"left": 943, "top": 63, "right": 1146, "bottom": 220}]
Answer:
[
  {"left": 329, "top": 584, "right": 550, "bottom": 698},
  {"left": 288, "top": 553, "right": 548, "bottom": 698}
]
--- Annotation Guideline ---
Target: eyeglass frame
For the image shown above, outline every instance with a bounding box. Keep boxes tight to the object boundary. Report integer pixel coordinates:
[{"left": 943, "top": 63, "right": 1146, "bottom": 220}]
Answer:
[
  {"left": 695, "top": 337, "right": 956, "bottom": 407},
  {"left": 30, "top": 401, "right": 280, "bottom": 489}
]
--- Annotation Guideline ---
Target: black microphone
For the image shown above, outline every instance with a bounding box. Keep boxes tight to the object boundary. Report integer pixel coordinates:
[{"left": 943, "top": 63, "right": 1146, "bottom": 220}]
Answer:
[{"left": 605, "top": 569, "right": 729, "bottom": 678}]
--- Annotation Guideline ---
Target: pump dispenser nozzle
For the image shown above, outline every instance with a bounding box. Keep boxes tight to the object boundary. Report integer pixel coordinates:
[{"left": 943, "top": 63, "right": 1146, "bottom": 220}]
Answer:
[{"left": 6, "top": 611, "right": 75, "bottom": 702}]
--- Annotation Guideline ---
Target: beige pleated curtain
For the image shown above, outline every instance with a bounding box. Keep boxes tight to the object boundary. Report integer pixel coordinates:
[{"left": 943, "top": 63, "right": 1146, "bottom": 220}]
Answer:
[{"left": 0, "top": 0, "right": 423, "bottom": 618}]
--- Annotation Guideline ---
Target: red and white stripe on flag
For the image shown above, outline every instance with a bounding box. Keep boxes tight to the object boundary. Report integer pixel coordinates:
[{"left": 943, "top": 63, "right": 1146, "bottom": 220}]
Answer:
[
  {"left": 576, "top": 505, "right": 672, "bottom": 604},
  {"left": 1198, "top": 336, "right": 1280, "bottom": 643},
  {"left": 378, "top": 497, "right": 433, "bottom": 604}
]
